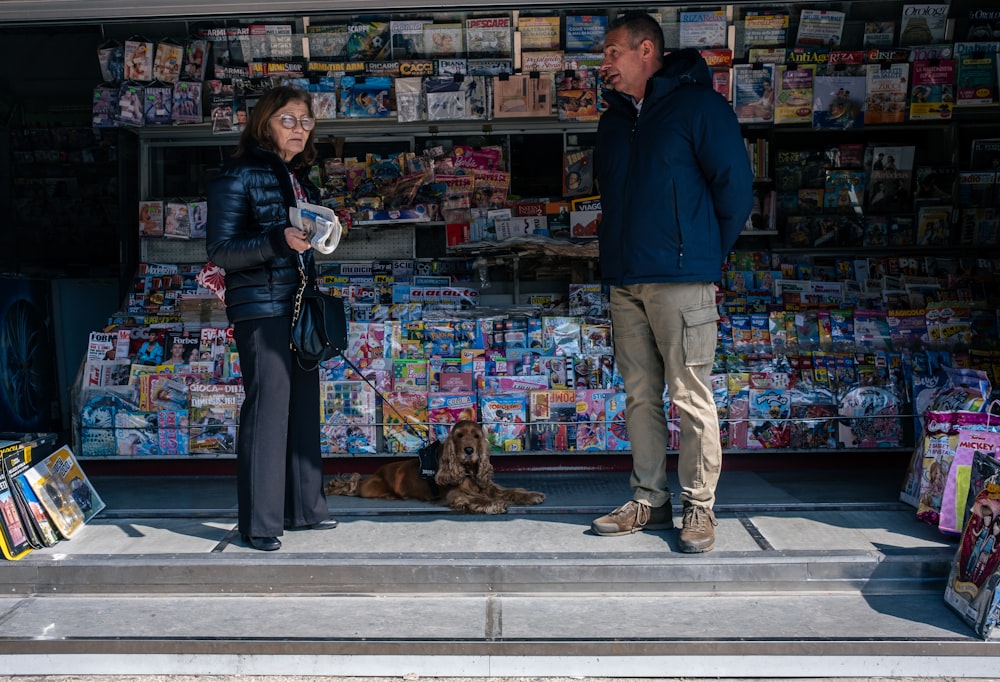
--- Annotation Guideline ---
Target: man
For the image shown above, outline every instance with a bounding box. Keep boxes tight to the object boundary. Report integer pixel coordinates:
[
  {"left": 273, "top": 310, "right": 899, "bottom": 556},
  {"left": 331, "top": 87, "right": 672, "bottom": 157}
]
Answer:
[{"left": 591, "top": 12, "right": 753, "bottom": 553}]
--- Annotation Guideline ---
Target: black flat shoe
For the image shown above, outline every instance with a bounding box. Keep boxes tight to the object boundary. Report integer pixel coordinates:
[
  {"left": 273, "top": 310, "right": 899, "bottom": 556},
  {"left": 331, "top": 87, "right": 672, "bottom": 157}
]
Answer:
[
  {"left": 309, "top": 519, "right": 338, "bottom": 530},
  {"left": 241, "top": 534, "right": 281, "bottom": 551}
]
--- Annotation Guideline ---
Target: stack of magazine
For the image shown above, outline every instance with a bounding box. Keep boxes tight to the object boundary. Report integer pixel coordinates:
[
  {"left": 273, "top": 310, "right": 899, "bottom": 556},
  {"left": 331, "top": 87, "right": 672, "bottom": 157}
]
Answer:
[{"left": 0, "top": 435, "right": 106, "bottom": 561}]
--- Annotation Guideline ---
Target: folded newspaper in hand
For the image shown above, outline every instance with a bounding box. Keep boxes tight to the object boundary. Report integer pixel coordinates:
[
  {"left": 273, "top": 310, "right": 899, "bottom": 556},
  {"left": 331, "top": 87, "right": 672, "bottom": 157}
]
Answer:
[{"left": 289, "top": 202, "right": 342, "bottom": 254}]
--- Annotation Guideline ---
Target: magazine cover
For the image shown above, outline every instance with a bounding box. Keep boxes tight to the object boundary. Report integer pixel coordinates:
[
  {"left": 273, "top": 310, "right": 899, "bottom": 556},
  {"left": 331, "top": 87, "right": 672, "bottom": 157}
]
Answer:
[
  {"left": 867, "top": 145, "right": 916, "bottom": 213},
  {"left": 389, "top": 19, "right": 429, "bottom": 59},
  {"left": 97, "top": 39, "right": 125, "bottom": 83},
  {"left": 604, "top": 392, "right": 631, "bottom": 451},
  {"left": 518, "top": 15, "right": 561, "bottom": 50},
  {"left": 909, "top": 59, "right": 956, "bottom": 120},
  {"left": 182, "top": 38, "right": 208, "bottom": 81},
  {"left": 465, "top": 16, "right": 512, "bottom": 58},
  {"left": 117, "top": 82, "right": 144, "bottom": 127},
  {"left": 954, "top": 42, "right": 1000, "bottom": 106},
  {"left": 345, "top": 21, "right": 391, "bottom": 61},
  {"left": 189, "top": 382, "right": 244, "bottom": 454},
  {"left": 171, "top": 81, "right": 202, "bottom": 124},
  {"left": 812, "top": 72, "right": 865, "bottom": 128},
  {"left": 916, "top": 204, "right": 954, "bottom": 245},
  {"left": 733, "top": 63, "right": 775, "bottom": 123},
  {"left": 944, "top": 450, "right": 1000, "bottom": 640},
  {"left": 773, "top": 63, "right": 815, "bottom": 125},
  {"left": 795, "top": 9, "right": 846, "bottom": 48},
  {"left": 864, "top": 21, "right": 897, "bottom": 48},
  {"left": 563, "top": 147, "right": 594, "bottom": 196},
  {"left": 679, "top": 9, "right": 728, "bottom": 49},
  {"left": 914, "top": 165, "right": 957, "bottom": 206},
  {"left": 564, "top": 15, "right": 607, "bottom": 53},
  {"left": 864, "top": 62, "right": 910, "bottom": 124},
  {"left": 555, "top": 69, "right": 599, "bottom": 121},
  {"left": 143, "top": 83, "right": 173, "bottom": 125},
  {"left": 899, "top": 3, "right": 951, "bottom": 46},
  {"left": 123, "top": 37, "right": 154, "bottom": 81},
  {"left": 152, "top": 40, "right": 183, "bottom": 82},
  {"left": 492, "top": 73, "right": 552, "bottom": 118},
  {"left": 92, "top": 86, "right": 119, "bottom": 128},
  {"left": 307, "top": 23, "right": 350, "bottom": 59},
  {"left": 971, "top": 138, "right": 1000, "bottom": 170},
  {"left": 424, "top": 23, "right": 465, "bottom": 57},
  {"left": 138, "top": 200, "right": 164, "bottom": 237},
  {"left": 742, "top": 10, "right": 789, "bottom": 50},
  {"left": 0, "top": 440, "right": 34, "bottom": 559}
]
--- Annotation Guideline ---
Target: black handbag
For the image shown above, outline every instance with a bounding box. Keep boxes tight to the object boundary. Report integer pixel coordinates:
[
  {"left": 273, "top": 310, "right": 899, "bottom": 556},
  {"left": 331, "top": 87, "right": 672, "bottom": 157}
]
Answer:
[{"left": 290, "top": 255, "right": 347, "bottom": 370}]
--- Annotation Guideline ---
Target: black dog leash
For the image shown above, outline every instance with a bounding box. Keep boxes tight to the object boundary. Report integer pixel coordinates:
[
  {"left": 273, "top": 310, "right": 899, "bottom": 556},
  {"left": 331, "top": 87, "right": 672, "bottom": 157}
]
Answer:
[{"left": 333, "top": 350, "right": 440, "bottom": 487}]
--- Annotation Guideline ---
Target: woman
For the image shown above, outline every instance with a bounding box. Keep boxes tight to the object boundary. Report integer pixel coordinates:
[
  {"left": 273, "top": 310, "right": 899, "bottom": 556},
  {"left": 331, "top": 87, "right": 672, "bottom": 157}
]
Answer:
[{"left": 207, "top": 85, "right": 337, "bottom": 552}]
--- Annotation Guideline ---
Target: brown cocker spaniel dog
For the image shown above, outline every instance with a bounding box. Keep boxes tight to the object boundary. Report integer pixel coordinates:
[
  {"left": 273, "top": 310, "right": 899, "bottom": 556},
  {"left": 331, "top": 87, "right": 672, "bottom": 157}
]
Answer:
[{"left": 323, "top": 420, "right": 545, "bottom": 514}]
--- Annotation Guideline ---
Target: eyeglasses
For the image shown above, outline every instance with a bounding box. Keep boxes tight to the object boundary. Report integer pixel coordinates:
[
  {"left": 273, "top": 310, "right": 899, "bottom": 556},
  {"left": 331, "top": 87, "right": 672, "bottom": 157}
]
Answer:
[{"left": 271, "top": 113, "right": 316, "bottom": 131}]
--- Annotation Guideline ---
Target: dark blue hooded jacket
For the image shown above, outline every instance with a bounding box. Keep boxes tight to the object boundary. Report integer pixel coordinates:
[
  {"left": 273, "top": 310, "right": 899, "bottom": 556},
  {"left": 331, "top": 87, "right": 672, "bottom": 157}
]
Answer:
[
  {"left": 595, "top": 48, "right": 754, "bottom": 286},
  {"left": 206, "top": 144, "right": 320, "bottom": 324}
]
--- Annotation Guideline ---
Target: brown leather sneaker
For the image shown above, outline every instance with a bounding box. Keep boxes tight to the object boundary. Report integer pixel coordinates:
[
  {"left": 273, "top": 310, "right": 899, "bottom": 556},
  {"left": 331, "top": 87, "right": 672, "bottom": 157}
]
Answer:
[
  {"left": 679, "top": 503, "right": 717, "bottom": 553},
  {"left": 591, "top": 499, "right": 674, "bottom": 536}
]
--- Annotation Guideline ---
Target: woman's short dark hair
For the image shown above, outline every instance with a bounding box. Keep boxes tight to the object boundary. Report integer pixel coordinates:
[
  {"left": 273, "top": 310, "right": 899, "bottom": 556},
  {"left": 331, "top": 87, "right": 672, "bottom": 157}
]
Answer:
[
  {"left": 608, "top": 11, "right": 665, "bottom": 55},
  {"left": 236, "top": 85, "right": 317, "bottom": 167}
]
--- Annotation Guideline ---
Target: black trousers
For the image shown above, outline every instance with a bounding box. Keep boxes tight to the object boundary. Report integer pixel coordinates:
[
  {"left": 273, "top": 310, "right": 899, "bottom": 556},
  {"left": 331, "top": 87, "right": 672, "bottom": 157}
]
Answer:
[{"left": 233, "top": 315, "right": 326, "bottom": 537}]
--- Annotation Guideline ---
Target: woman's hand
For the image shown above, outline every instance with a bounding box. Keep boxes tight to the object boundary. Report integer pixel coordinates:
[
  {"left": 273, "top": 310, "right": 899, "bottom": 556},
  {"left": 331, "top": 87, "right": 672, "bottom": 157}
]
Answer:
[{"left": 285, "top": 226, "right": 311, "bottom": 252}]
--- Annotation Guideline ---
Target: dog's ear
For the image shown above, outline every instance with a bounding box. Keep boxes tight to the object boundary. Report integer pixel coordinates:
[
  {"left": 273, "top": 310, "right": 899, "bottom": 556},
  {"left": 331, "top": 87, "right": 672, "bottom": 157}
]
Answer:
[
  {"left": 434, "top": 431, "right": 465, "bottom": 486},
  {"left": 474, "top": 424, "right": 495, "bottom": 486}
]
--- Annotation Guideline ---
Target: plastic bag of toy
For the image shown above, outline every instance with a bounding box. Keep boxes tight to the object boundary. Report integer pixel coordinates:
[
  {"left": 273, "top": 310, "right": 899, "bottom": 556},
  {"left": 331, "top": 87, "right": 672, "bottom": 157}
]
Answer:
[{"left": 944, "top": 450, "right": 1000, "bottom": 639}]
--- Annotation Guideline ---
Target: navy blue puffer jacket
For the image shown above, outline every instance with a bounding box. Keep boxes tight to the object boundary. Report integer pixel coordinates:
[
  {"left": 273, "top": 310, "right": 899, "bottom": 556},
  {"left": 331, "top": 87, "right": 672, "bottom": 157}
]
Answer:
[
  {"left": 206, "top": 144, "right": 320, "bottom": 324},
  {"left": 595, "top": 48, "right": 754, "bottom": 286}
]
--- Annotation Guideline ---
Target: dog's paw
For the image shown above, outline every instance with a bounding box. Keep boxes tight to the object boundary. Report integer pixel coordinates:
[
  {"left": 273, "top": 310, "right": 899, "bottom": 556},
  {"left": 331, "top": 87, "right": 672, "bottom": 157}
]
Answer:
[
  {"left": 525, "top": 492, "right": 546, "bottom": 505},
  {"left": 484, "top": 502, "right": 509, "bottom": 514}
]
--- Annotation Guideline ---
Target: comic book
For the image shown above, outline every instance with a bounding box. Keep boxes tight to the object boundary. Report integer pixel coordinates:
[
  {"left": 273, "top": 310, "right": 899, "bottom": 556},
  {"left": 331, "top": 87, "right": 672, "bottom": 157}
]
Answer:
[
  {"left": 427, "top": 392, "right": 478, "bottom": 443},
  {"left": 575, "top": 389, "right": 616, "bottom": 451},
  {"left": 528, "top": 388, "right": 577, "bottom": 451},
  {"left": 944, "top": 450, "right": 1000, "bottom": 640},
  {"left": 382, "top": 390, "right": 428, "bottom": 453},
  {"left": 479, "top": 392, "right": 528, "bottom": 451},
  {"left": 320, "top": 380, "right": 377, "bottom": 454}
]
